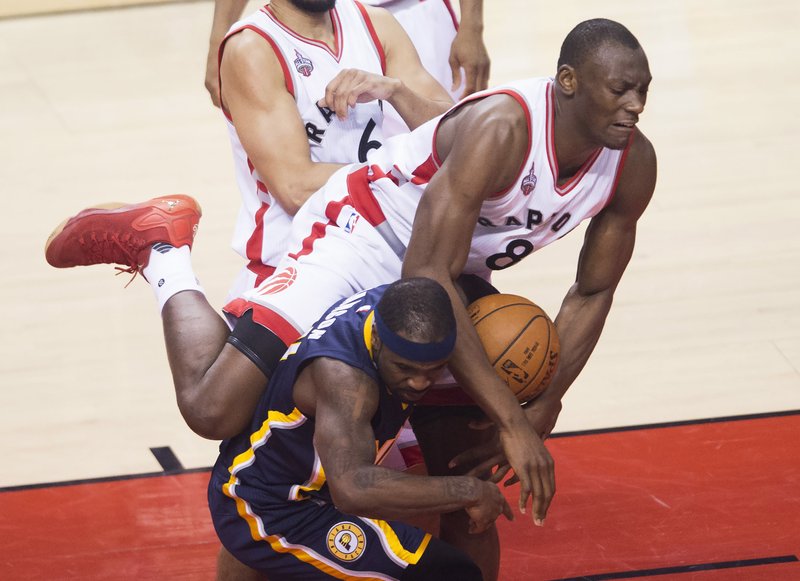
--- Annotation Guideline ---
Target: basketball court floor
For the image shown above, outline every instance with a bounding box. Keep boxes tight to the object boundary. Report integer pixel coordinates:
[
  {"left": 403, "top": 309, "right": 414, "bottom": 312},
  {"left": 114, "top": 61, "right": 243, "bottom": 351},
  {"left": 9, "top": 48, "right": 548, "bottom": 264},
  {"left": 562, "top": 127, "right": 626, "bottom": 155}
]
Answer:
[{"left": 0, "top": 0, "right": 798, "bottom": 579}]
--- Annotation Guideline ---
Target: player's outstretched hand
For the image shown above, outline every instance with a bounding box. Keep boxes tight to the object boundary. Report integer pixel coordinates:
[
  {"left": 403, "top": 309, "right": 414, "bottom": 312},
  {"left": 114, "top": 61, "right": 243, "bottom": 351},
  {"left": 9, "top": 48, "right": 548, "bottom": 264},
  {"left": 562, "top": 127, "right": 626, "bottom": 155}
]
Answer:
[
  {"left": 465, "top": 480, "right": 514, "bottom": 534},
  {"left": 318, "top": 69, "right": 400, "bottom": 120},
  {"left": 496, "top": 421, "right": 555, "bottom": 526}
]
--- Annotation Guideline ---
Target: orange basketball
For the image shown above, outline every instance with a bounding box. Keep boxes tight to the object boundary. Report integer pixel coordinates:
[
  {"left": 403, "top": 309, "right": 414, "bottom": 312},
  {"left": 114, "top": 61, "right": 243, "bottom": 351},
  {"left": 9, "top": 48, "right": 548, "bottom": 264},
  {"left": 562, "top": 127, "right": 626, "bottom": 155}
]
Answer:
[{"left": 467, "top": 294, "right": 560, "bottom": 403}]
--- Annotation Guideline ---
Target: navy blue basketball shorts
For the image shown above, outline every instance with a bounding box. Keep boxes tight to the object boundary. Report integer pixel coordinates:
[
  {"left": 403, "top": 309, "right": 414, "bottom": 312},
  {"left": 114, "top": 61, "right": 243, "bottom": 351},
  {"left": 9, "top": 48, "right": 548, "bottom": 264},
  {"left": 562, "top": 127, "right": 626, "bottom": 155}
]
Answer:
[{"left": 209, "top": 476, "right": 481, "bottom": 580}]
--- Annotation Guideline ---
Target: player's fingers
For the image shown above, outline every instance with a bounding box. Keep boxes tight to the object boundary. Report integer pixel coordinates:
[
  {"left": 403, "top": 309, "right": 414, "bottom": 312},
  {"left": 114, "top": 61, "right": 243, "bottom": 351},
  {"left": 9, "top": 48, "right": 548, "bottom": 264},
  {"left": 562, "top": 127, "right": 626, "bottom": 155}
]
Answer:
[
  {"left": 530, "top": 469, "right": 547, "bottom": 527},
  {"left": 449, "top": 57, "right": 462, "bottom": 94},
  {"left": 461, "top": 65, "right": 478, "bottom": 97},
  {"left": 503, "top": 473, "right": 520, "bottom": 487},
  {"left": 501, "top": 497, "right": 514, "bottom": 522},
  {"left": 476, "top": 67, "right": 490, "bottom": 93},
  {"left": 518, "top": 478, "right": 532, "bottom": 516},
  {"left": 489, "top": 464, "right": 511, "bottom": 483},
  {"left": 466, "top": 456, "right": 504, "bottom": 479}
]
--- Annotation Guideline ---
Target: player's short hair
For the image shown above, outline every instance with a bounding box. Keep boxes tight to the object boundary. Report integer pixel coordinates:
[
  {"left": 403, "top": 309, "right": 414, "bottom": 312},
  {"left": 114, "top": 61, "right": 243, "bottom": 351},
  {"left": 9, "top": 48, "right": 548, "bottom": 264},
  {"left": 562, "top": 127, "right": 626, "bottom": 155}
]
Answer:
[
  {"left": 377, "top": 278, "right": 456, "bottom": 345},
  {"left": 558, "top": 18, "right": 641, "bottom": 69}
]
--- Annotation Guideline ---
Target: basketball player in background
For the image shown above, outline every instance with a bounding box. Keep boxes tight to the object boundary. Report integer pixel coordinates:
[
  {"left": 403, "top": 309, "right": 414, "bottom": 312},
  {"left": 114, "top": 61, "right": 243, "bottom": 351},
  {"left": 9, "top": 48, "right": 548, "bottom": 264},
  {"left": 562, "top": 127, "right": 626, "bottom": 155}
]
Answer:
[
  {"left": 210, "top": 278, "right": 504, "bottom": 580},
  {"left": 217, "top": 0, "right": 452, "bottom": 299},
  {"left": 46, "top": 18, "right": 656, "bottom": 580},
  {"left": 204, "top": 0, "right": 490, "bottom": 127}
]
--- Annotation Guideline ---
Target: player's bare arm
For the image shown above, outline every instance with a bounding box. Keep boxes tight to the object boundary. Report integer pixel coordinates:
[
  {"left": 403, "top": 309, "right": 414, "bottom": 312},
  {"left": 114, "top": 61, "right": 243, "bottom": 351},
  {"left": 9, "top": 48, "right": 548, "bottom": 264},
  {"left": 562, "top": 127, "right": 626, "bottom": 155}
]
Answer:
[
  {"left": 220, "top": 30, "right": 345, "bottom": 214},
  {"left": 449, "top": 0, "right": 490, "bottom": 97},
  {"left": 527, "top": 130, "right": 657, "bottom": 436},
  {"left": 402, "top": 95, "right": 556, "bottom": 525},
  {"left": 301, "top": 357, "right": 512, "bottom": 532},
  {"left": 319, "top": 5, "right": 452, "bottom": 129},
  {"left": 204, "top": 0, "right": 248, "bottom": 107}
]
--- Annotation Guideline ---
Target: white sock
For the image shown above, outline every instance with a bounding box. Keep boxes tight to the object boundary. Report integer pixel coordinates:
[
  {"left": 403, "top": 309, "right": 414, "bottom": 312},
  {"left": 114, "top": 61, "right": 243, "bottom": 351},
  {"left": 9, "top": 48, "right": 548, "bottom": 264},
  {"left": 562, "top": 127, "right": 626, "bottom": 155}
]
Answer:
[{"left": 142, "top": 244, "right": 204, "bottom": 312}]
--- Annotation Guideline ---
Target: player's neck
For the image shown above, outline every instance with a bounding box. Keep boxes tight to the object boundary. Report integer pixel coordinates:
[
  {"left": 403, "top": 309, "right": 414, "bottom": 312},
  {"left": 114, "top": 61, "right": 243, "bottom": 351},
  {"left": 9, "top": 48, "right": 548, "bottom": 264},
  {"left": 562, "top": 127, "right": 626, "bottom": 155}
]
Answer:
[
  {"left": 268, "top": 1, "right": 336, "bottom": 48},
  {"left": 552, "top": 92, "right": 602, "bottom": 182}
]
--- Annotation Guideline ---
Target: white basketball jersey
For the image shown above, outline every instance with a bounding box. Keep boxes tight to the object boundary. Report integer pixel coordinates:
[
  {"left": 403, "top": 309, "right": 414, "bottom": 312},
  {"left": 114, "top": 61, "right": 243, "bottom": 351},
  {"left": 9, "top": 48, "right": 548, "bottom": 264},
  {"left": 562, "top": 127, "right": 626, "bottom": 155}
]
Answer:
[
  {"left": 364, "top": 77, "right": 632, "bottom": 279},
  {"left": 220, "top": 0, "right": 387, "bottom": 288}
]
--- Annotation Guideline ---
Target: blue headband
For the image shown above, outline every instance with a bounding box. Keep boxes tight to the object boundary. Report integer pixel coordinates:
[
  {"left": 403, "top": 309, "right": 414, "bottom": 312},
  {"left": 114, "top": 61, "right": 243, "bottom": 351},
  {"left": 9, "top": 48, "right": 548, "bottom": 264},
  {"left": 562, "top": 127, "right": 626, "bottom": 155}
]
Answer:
[{"left": 373, "top": 308, "right": 456, "bottom": 362}]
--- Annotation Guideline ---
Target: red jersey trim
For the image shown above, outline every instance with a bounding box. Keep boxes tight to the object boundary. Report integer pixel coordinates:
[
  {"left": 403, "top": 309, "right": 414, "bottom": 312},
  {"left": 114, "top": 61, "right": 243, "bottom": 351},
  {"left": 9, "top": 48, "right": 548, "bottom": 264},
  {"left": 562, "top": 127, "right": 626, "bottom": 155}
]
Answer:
[
  {"left": 351, "top": 166, "right": 389, "bottom": 227},
  {"left": 545, "top": 82, "right": 602, "bottom": 196},
  {"left": 441, "top": 0, "right": 459, "bottom": 31},
  {"left": 354, "top": 1, "right": 387, "bottom": 75},
  {"left": 263, "top": 5, "right": 343, "bottom": 61},
  {"left": 287, "top": 196, "right": 351, "bottom": 261},
  {"left": 219, "top": 24, "right": 296, "bottom": 123},
  {"left": 222, "top": 298, "right": 301, "bottom": 347}
]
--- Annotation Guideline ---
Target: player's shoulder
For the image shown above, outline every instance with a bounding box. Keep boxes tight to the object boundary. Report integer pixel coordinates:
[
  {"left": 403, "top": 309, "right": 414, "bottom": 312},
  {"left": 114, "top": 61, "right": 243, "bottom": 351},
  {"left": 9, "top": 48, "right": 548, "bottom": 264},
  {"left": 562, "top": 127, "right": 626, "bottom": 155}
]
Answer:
[{"left": 220, "top": 28, "right": 287, "bottom": 88}]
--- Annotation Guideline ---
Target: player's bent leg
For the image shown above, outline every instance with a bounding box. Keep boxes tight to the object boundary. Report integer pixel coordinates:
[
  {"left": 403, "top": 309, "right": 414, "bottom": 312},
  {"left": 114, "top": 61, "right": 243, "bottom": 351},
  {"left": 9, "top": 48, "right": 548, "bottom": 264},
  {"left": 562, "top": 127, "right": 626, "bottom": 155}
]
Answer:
[
  {"left": 410, "top": 405, "right": 500, "bottom": 581},
  {"left": 44, "top": 196, "right": 271, "bottom": 439},
  {"left": 161, "top": 293, "right": 271, "bottom": 440}
]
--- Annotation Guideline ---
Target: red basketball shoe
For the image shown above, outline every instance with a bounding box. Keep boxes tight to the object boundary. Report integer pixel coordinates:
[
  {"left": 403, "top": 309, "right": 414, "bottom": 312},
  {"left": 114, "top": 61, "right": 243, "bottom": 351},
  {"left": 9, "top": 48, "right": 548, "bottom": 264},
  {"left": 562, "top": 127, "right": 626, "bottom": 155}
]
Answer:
[{"left": 45, "top": 195, "right": 202, "bottom": 274}]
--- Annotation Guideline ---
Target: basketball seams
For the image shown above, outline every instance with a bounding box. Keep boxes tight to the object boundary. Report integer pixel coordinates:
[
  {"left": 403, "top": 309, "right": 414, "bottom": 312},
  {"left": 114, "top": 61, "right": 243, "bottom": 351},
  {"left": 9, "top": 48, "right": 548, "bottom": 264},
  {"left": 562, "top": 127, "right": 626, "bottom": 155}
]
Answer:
[
  {"left": 468, "top": 293, "right": 559, "bottom": 404},
  {"left": 469, "top": 301, "right": 540, "bottom": 326}
]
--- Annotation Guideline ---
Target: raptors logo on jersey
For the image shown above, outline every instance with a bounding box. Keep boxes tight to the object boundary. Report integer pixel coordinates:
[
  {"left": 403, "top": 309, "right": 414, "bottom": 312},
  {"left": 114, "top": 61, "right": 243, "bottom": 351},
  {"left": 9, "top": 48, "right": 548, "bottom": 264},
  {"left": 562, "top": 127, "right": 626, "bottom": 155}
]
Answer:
[
  {"left": 521, "top": 162, "right": 537, "bottom": 196},
  {"left": 256, "top": 267, "right": 297, "bottom": 296},
  {"left": 293, "top": 49, "right": 313, "bottom": 77}
]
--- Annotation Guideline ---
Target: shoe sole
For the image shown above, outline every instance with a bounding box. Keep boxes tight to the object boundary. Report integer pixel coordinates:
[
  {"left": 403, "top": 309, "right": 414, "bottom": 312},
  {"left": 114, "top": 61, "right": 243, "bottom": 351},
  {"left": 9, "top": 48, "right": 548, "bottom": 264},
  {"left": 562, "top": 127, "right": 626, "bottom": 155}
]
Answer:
[{"left": 45, "top": 195, "right": 202, "bottom": 258}]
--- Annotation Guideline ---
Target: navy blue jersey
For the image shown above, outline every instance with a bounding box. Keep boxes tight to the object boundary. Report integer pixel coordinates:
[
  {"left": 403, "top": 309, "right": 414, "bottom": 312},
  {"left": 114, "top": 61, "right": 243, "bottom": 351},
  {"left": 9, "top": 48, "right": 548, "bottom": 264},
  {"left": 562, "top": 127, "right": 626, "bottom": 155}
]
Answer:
[{"left": 212, "top": 284, "right": 410, "bottom": 512}]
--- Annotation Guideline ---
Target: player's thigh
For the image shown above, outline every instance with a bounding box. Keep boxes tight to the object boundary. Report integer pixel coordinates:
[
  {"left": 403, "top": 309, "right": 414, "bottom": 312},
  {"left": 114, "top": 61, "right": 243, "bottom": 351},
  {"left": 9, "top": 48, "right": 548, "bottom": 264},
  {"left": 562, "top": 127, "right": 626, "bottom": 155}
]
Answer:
[
  {"left": 216, "top": 545, "right": 267, "bottom": 581},
  {"left": 400, "top": 535, "right": 481, "bottom": 581},
  {"left": 410, "top": 405, "right": 495, "bottom": 476}
]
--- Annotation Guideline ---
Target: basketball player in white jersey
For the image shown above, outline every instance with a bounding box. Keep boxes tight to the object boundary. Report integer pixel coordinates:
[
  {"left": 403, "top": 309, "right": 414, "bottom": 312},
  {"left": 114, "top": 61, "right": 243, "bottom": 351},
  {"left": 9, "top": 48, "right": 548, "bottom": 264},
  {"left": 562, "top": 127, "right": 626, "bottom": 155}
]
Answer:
[
  {"left": 219, "top": 0, "right": 453, "bottom": 299},
  {"left": 205, "top": 0, "right": 489, "bottom": 113},
  {"left": 46, "top": 19, "right": 655, "bottom": 580}
]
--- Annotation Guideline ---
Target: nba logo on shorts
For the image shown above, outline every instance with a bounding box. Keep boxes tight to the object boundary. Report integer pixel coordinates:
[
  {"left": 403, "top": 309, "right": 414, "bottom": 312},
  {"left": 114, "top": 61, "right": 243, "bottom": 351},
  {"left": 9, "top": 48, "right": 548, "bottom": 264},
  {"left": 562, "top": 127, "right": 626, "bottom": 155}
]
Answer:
[
  {"left": 256, "top": 267, "right": 297, "bottom": 296},
  {"left": 344, "top": 212, "right": 359, "bottom": 234}
]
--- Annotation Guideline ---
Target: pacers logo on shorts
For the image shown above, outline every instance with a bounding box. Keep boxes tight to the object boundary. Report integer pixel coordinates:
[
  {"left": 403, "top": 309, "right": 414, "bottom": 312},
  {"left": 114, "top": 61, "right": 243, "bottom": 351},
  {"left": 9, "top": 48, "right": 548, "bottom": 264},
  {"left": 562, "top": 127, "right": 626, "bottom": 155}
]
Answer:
[
  {"left": 327, "top": 522, "right": 366, "bottom": 562},
  {"left": 256, "top": 267, "right": 297, "bottom": 296}
]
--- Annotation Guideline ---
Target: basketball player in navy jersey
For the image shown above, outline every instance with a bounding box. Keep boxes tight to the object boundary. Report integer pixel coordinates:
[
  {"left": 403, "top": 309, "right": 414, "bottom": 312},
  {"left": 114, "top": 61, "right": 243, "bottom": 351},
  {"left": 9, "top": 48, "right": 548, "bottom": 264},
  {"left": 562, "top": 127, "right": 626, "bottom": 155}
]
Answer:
[
  {"left": 210, "top": 277, "right": 506, "bottom": 580},
  {"left": 46, "top": 18, "right": 656, "bottom": 580}
]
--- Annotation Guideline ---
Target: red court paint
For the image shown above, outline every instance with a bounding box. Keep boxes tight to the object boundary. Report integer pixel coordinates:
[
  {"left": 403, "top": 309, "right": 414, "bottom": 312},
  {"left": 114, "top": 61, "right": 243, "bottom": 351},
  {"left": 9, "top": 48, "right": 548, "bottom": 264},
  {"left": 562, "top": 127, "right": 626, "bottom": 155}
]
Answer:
[{"left": 1, "top": 414, "right": 797, "bottom": 580}]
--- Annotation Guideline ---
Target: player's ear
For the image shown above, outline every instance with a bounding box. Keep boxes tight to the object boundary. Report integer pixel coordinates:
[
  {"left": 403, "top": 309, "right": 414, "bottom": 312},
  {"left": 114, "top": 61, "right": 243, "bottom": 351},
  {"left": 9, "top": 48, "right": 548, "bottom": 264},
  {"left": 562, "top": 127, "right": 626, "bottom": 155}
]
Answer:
[
  {"left": 371, "top": 323, "right": 382, "bottom": 354},
  {"left": 556, "top": 64, "right": 577, "bottom": 96}
]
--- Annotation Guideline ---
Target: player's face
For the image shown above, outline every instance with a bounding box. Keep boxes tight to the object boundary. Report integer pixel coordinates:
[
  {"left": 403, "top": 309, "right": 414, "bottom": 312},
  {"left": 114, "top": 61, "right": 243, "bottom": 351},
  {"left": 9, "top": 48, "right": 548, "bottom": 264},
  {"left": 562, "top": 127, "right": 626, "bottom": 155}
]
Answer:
[
  {"left": 288, "top": 0, "right": 336, "bottom": 13},
  {"left": 375, "top": 343, "right": 449, "bottom": 403},
  {"left": 574, "top": 42, "right": 652, "bottom": 150}
]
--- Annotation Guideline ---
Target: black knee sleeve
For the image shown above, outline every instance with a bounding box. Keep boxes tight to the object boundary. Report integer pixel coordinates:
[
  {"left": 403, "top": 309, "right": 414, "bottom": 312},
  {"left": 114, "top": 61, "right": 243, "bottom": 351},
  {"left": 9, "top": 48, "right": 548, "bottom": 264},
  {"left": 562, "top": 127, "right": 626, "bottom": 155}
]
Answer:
[{"left": 226, "top": 309, "right": 289, "bottom": 378}]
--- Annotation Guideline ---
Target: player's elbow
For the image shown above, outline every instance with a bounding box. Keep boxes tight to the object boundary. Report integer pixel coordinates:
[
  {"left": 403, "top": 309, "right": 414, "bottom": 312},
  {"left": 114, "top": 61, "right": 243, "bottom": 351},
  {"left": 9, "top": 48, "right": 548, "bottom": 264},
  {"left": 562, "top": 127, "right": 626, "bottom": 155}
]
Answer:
[
  {"left": 328, "top": 472, "right": 380, "bottom": 516},
  {"left": 269, "top": 183, "right": 310, "bottom": 215}
]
